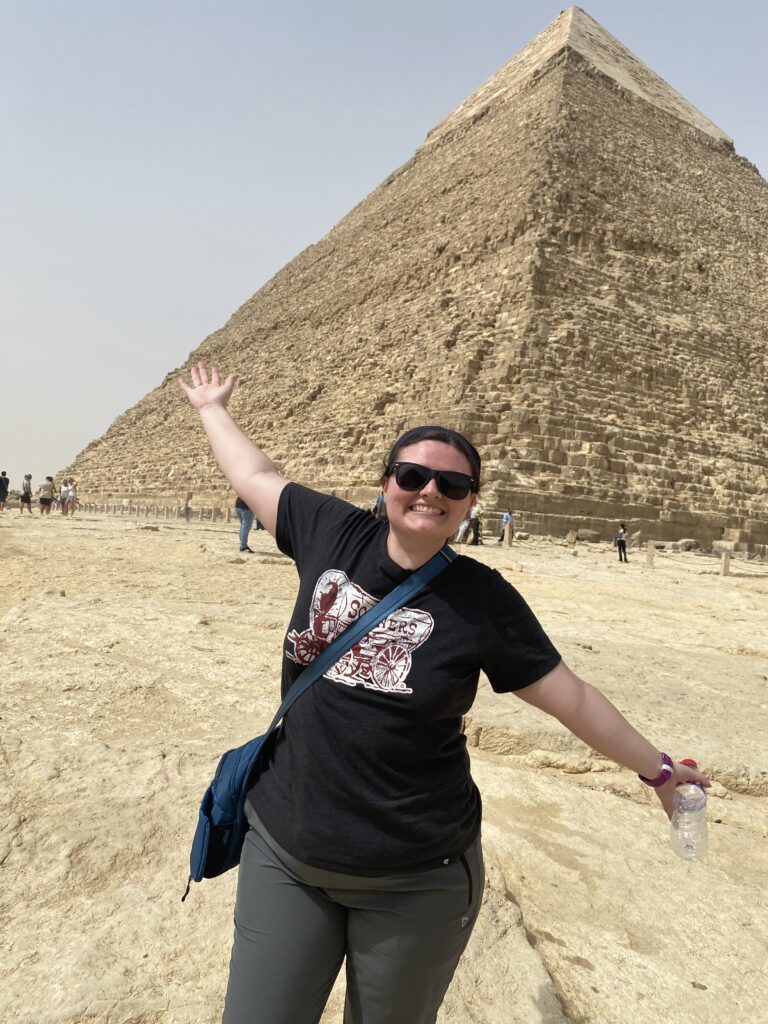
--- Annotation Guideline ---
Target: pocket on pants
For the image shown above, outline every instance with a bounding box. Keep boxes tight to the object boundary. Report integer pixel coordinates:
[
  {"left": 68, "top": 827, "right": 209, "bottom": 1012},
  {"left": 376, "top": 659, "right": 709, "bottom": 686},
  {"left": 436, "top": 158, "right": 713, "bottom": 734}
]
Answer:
[{"left": 458, "top": 838, "right": 484, "bottom": 927}]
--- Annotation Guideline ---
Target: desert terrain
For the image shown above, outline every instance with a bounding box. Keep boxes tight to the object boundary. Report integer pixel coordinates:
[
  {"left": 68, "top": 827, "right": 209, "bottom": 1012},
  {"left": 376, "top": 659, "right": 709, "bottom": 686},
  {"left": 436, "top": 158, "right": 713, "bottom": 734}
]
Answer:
[{"left": 1, "top": 509, "right": 767, "bottom": 1024}]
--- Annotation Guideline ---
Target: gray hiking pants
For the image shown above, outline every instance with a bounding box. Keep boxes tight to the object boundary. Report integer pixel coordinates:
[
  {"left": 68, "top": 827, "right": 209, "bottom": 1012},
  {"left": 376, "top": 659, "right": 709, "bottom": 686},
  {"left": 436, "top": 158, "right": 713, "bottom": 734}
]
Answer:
[{"left": 221, "top": 821, "right": 484, "bottom": 1024}]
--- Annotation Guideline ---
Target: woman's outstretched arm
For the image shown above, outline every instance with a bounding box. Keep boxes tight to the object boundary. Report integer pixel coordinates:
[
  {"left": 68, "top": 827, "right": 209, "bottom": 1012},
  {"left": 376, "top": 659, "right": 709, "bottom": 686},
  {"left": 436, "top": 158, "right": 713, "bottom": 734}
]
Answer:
[
  {"left": 179, "top": 361, "right": 287, "bottom": 536},
  {"left": 516, "top": 660, "right": 710, "bottom": 818}
]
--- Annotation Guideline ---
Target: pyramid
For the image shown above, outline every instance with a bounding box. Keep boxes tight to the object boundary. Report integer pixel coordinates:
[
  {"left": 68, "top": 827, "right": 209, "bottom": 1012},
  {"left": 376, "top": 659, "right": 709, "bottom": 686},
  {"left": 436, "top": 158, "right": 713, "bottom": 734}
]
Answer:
[{"left": 65, "top": 7, "right": 768, "bottom": 547}]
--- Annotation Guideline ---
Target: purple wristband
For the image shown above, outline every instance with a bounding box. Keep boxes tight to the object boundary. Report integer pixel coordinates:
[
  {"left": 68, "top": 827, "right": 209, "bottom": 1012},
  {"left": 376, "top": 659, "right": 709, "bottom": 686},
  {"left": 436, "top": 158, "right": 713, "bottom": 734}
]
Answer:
[{"left": 638, "top": 752, "right": 674, "bottom": 787}]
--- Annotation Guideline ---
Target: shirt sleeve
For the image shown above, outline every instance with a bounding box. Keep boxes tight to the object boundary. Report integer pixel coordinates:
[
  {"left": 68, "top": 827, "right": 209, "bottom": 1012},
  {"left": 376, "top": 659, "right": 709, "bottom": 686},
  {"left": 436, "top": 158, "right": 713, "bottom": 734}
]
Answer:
[
  {"left": 479, "top": 570, "right": 561, "bottom": 692},
  {"left": 276, "top": 482, "right": 369, "bottom": 571}
]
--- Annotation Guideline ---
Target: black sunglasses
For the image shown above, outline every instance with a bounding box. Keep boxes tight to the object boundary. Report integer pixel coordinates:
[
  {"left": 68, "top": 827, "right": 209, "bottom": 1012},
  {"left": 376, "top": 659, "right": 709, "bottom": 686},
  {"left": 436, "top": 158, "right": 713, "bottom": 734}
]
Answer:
[{"left": 390, "top": 462, "right": 476, "bottom": 500}]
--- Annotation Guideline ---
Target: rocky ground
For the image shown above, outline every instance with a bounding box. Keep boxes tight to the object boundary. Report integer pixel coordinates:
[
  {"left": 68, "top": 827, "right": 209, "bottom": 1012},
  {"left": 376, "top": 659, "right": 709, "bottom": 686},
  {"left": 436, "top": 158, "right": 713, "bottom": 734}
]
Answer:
[{"left": 1, "top": 510, "right": 766, "bottom": 1024}]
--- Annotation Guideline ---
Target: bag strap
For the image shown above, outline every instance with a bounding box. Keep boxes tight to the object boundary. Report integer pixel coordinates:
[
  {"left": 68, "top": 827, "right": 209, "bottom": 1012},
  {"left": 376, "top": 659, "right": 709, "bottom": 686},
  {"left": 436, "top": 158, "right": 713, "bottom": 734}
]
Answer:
[{"left": 261, "top": 543, "right": 457, "bottom": 737}]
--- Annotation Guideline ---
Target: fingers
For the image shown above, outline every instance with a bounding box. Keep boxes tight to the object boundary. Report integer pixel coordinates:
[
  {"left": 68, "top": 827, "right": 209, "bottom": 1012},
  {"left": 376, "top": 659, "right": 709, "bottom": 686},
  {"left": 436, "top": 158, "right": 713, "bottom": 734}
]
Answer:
[
  {"left": 675, "top": 761, "right": 710, "bottom": 787},
  {"left": 179, "top": 360, "right": 235, "bottom": 401},
  {"left": 183, "top": 361, "right": 211, "bottom": 391}
]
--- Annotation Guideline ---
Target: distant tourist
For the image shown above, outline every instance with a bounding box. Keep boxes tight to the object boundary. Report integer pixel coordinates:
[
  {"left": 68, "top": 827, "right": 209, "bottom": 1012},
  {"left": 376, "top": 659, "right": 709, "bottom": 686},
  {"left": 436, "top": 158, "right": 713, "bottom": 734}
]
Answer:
[
  {"left": 498, "top": 507, "right": 514, "bottom": 543},
  {"left": 60, "top": 479, "right": 70, "bottom": 516},
  {"left": 66, "top": 480, "right": 78, "bottom": 516},
  {"left": 373, "top": 492, "right": 387, "bottom": 521},
  {"left": 615, "top": 521, "right": 628, "bottom": 563},
  {"left": 0, "top": 471, "right": 8, "bottom": 511},
  {"left": 235, "top": 495, "right": 254, "bottom": 553},
  {"left": 468, "top": 502, "right": 482, "bottom": 545},
  {"left": 454, "top": 513, "right": 471, "bottom": 543},
  {"left": 38, "top": 476, "right": 55, "bottom": 515},
  {"left": 20, "top": 474, "right": 33, "bottom": 514},
  {"left": 180, "top": 360, "right": 708, "bottom": 1024}
]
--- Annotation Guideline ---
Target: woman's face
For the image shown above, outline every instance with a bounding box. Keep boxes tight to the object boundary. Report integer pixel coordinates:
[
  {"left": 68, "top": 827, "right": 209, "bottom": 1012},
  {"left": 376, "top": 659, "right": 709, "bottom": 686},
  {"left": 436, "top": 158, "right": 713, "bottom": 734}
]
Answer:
[{"left": 381, "top": 440, "right": 477, "bottom": 542}]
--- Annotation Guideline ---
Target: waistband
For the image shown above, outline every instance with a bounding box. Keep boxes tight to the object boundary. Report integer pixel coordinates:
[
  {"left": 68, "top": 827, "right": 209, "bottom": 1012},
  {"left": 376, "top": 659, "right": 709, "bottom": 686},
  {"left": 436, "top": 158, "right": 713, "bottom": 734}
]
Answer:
[{"left": 245, "top": 803, "right": 482, "bottom": 892}]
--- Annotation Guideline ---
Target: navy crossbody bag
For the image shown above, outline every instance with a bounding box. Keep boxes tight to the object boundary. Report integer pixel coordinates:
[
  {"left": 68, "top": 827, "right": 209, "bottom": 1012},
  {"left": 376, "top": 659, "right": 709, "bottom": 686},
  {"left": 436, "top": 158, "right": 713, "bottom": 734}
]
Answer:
[{"left": 182, "top": 542, "right": 457, "bottom": 900}]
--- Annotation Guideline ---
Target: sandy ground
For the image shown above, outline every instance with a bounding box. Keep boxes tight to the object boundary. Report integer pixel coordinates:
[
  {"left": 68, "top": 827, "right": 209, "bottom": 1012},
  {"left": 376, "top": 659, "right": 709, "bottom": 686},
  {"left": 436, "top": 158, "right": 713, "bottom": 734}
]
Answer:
[{"left": 1, "top": 510, "right": 767, "bottom": 1024}]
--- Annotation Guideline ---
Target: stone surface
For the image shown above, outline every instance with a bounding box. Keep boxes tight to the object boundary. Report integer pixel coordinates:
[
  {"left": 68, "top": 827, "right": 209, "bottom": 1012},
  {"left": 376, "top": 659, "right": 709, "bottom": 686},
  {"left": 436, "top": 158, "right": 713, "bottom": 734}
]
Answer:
[
  {"left": 61, "top": 7, "right": 768, "bottom": 548},
  {"left": 575, "top": 528, "right": 601, "bottom": 542},
  {"left": 1, "top": 511, "right": 767, "bottom": 1023}
]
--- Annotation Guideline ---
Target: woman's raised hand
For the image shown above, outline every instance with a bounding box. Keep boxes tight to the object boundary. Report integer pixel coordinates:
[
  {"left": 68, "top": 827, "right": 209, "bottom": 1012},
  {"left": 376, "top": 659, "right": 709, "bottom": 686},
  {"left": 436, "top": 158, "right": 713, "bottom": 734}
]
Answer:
[{"left": 179, "top": 361, "right": 238, "bottom": 411}]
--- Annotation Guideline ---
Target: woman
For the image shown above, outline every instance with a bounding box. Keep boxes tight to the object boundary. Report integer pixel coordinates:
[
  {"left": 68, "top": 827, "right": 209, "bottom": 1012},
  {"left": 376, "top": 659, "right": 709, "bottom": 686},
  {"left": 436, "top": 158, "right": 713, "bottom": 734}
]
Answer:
[
  {"left": 66, "top": 479, "right": 78, "bottom": 516},
  {"left": 616, "top": 521, "right": 628, "bottom": 563},
  {"left": 20, "top": 474, "right": 33, "bottom": 514},
  {"left": 38, "top": 475, "right": 55, "bottom": 515},
  {"left": 180, "top": 362, "right": 708, "bottom": 1024}
]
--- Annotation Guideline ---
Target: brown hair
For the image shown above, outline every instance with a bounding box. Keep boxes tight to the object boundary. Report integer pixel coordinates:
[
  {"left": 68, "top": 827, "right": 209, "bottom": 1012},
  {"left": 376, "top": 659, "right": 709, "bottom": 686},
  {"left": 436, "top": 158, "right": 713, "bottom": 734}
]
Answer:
[{"left": 382, "top": 426, "right": 481, "bottom": 490}]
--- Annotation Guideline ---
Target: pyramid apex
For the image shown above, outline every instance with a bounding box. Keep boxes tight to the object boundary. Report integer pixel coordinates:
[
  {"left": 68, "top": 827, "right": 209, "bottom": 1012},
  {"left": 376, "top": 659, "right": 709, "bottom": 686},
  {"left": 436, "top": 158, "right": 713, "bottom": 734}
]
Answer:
[{"left": 424, "top": 7, "right": 730, "bottom": 148}]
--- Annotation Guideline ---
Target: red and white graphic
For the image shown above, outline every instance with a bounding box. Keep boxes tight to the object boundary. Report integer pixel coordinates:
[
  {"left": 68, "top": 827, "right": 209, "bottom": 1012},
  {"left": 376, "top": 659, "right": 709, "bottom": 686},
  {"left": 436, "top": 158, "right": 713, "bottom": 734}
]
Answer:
[{"left": 287, "top": 570, "right": 433, "bottom": 693}]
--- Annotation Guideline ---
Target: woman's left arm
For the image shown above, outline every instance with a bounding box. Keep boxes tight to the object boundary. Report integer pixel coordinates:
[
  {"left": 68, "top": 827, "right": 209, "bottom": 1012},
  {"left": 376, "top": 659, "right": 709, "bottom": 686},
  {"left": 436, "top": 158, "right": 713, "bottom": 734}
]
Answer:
[{"left": 515, "top": 660, "right": 710, "bottom": 818}]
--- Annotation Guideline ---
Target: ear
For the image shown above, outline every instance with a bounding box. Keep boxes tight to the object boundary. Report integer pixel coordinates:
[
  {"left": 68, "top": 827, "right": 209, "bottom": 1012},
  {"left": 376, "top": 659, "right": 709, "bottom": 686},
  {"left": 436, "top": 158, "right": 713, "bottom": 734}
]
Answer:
[{"left": 380, "top": 474, "right": 389, "bottom": 493}]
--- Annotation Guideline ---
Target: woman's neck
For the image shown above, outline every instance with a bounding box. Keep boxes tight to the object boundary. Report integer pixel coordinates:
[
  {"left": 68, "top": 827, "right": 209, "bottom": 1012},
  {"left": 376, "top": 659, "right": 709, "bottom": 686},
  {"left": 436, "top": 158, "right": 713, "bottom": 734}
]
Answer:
[{"left": 386, "top": 529, "right": 447, "bottom": 570}]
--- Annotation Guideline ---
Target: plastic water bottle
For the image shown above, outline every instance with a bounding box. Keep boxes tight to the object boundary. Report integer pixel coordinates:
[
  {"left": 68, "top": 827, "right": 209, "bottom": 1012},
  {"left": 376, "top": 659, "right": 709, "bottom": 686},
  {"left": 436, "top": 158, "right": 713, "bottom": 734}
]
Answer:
[{"left": 670, "top": 759, "right": 708, "bottom": 861}]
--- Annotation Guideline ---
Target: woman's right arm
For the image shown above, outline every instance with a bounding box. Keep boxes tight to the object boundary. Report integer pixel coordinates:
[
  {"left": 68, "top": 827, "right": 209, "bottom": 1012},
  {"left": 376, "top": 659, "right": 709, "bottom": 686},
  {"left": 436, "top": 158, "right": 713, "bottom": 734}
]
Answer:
[
  {"left": 179, "top": 361, "right": 287, "bottom": 536},
  {"left": 516, "top": 661, "right": 710, "bottom": 819}
]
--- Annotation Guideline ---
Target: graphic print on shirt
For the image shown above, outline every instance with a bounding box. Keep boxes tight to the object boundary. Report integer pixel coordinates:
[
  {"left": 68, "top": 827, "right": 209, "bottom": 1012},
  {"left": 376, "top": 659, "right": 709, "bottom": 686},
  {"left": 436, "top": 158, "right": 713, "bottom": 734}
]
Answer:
[{"left": 286, "top": 569, "right": 434, "bottom": 694}]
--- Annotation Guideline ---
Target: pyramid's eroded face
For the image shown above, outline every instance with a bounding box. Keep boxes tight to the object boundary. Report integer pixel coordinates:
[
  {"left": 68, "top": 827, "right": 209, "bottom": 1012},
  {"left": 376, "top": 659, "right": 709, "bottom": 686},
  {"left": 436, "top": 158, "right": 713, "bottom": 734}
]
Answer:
[{"left": 64, "top": 8, "right": 768, "bottom": 548}]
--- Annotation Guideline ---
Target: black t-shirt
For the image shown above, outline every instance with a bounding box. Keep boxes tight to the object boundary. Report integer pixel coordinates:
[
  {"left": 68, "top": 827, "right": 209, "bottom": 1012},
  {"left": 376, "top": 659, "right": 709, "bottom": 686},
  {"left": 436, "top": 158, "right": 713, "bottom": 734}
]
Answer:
[
  {"left": 0, "top": 477, "right": 8, "bottom": 499},
  {"left": 247, "top": 483, "right": 561, "bottom": 874}
]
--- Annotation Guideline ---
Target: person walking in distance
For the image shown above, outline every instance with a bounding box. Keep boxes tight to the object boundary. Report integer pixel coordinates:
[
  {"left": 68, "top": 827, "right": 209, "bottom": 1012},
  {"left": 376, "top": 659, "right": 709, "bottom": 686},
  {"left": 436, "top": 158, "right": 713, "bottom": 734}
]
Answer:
[
  {"left": 179, "top": 360, "right": 709, "bottom": 1024},
  {"left": 0, "top": 471, "right": 9, "bottom": 512},
  {"left": 66, "top": 480, "right": 78, "bottom": 516},
  {"left": 498, "top": 508, "right": 514, "bottom": 543},
  {"left": 235, "top": 495, "right": 255, "bottom": 553},
  {"left": 60, "top": 479, "right": 69, "bottom": 515},
  {"left": 615, "top": 522, "right": 629, "bottom": 563},
  {"left": 38, "top": 476, "right": 55, "bottom": 515},
  {"left": 454, "top": 513, "right": 470, "bottom": 544},
  {"left": 468, "top": 502, "right": 482, "bottom": 545},
  {"left": 20, "top": 474, "right": 33, "bottom": 514}
]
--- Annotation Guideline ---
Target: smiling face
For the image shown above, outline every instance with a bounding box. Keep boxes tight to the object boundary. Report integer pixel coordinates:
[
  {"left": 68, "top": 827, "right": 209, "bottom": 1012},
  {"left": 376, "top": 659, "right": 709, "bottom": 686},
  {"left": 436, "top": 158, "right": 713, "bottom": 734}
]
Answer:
[{"left": 381, "top": 440, "right": 477, "bottom": 546}]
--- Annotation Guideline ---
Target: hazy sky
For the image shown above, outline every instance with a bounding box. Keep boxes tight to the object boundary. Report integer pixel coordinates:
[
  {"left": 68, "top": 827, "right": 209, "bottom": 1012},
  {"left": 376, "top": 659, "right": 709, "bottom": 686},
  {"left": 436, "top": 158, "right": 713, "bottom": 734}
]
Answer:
[{"left": 2, "top": 1, "right": 766, "bottom": 490}]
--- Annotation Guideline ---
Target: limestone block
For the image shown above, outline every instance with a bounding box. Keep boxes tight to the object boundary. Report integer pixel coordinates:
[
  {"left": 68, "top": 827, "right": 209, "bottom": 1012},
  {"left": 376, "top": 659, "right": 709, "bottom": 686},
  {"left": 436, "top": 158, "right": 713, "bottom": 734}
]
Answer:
[{"left": 576, "top": 529, "right": 601, "bottom": 542}]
